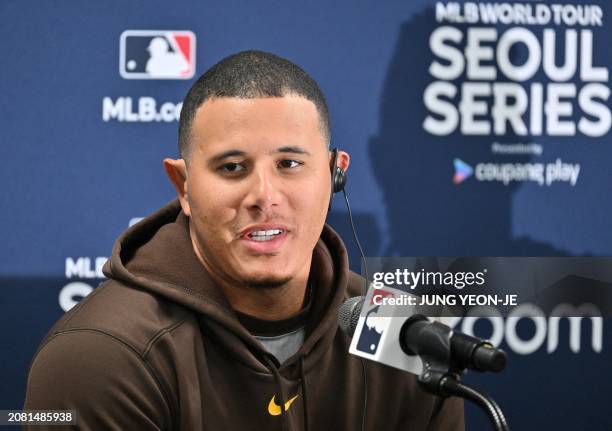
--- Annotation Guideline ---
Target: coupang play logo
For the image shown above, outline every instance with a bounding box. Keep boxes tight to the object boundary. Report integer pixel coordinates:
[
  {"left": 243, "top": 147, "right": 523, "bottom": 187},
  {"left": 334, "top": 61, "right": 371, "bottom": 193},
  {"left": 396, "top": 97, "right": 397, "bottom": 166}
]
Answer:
[
  {"left": 451, "top": 157, "right": 581, "bottom": 187},
  {"left": 453, "top": 158, "right": 474, "bottom": 184}
]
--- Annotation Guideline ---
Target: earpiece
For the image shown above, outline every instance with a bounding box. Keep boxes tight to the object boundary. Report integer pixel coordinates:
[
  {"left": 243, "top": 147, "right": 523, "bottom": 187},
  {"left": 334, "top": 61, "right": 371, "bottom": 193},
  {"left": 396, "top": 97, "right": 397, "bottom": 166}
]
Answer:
[
  {"left": 329, "top": 148, "right": 347, "bottom": 212},
  {"left": 327, "top": 147, "right": 367, "bottom": 288},
  {"left": 330, "top": 147, "right": 347, "bottom": 194}
]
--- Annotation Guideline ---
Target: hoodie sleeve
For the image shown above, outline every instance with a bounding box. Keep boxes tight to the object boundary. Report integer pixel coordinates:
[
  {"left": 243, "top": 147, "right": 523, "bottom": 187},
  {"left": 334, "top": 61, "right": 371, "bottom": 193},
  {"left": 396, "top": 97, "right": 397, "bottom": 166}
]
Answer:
[
  {"left": 24, "top": 330, "right": 171, "bottom": 431},
  {"left": 427, "top": 395, "right": 465, "bottom": 431}
]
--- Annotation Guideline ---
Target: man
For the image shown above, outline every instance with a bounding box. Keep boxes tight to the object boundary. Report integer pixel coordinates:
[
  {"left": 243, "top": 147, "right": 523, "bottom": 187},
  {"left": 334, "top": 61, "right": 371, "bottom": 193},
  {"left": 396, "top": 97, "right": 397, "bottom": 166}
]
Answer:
[{"left": 25, "top": 50, "right": 463, "bottom": 430}]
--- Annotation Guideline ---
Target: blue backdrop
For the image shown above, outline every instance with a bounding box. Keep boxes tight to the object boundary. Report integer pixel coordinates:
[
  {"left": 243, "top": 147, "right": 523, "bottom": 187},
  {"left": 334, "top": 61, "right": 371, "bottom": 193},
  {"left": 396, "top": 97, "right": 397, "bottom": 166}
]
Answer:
[{"left": 1, "top": 0, "right": 610, "bottom": 429}]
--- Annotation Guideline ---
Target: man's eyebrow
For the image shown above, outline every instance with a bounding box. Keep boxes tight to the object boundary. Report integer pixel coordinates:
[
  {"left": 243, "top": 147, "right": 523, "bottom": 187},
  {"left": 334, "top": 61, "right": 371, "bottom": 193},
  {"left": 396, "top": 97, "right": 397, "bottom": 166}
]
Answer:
[
  {"left": 274, "top": 146, "right": 311, "bottom": 155},
  {"left": 208, "top": 149, "right": 247, "bottom": 163}
]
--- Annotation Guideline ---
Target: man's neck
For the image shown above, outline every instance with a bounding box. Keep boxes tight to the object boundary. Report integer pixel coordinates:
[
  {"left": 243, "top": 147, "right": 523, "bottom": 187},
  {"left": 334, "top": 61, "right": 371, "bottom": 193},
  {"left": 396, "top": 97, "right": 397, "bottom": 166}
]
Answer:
[{"left": 223, "top": 279, "right": 308, "bottom": 320}]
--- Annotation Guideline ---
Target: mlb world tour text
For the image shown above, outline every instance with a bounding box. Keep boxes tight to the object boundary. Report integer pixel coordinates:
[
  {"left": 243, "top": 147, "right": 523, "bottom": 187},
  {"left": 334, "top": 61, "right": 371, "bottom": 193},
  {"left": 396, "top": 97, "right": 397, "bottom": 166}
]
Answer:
[{"left": 424, "top": 2, "right": 610, "bottom": 138}]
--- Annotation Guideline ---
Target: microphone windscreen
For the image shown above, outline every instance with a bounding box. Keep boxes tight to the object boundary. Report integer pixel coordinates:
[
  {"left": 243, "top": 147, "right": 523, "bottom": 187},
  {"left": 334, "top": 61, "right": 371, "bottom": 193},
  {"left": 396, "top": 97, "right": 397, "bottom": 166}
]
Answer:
[{"left": 338, "top": 296, "right": 364, "bottom": 336}]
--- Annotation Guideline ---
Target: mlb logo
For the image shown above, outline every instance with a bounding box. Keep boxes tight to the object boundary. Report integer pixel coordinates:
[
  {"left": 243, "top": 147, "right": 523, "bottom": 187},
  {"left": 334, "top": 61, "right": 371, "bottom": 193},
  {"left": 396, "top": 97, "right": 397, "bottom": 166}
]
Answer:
[
  {"left": 354, "top": 289, "right": 395, "bottom": 356},
  {"left": 355, "top": 305, "right": 390, "bottom": 355},
  {"left": 119, "top": 30, "right": 196, "bottom": 79}
]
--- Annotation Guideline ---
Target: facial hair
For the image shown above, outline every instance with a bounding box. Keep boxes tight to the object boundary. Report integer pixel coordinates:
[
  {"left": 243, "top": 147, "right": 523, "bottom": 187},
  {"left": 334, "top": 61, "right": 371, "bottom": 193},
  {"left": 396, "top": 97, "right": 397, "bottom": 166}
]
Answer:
[{"left": 246, "top": 276, "right": 293, "bottom": 290}]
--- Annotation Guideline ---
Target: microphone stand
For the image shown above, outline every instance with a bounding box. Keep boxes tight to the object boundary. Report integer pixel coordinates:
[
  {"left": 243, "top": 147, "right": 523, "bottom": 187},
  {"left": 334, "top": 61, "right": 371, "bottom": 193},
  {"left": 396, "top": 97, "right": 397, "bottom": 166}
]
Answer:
[
  {"left": 410, "top": 325, "right": 510, "bottom": 431},
  {"left": 440, "top": 377, "right": 509, "bottom": 431}
]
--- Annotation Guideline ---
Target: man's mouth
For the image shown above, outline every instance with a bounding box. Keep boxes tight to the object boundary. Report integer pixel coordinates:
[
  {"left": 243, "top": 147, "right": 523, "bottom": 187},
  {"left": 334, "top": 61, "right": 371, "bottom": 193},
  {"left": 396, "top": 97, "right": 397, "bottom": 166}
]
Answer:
[
  {"left": 239, "top": 225, "right": 290, "bottom": 253},
  {"left": 247, "top": 229, "right": 285, "bottom": 242}
]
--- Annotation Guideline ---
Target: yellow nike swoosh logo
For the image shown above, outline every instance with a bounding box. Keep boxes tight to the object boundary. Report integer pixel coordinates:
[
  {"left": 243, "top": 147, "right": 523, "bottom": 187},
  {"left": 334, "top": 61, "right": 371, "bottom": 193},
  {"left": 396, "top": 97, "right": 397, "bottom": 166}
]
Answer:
[{"left": 268, "top": 394, "right": 299, "bottom": 416}]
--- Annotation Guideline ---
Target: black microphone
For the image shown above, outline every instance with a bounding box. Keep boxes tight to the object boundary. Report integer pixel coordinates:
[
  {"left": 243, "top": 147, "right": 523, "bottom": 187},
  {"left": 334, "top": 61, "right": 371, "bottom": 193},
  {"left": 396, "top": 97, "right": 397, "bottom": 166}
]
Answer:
[
  {"left": 338, "top": 297, "right": 507, "bottom": 373},
  {"left": 337, "top": 296, "right": 363, "bottom": 337},
  {"left": 400, "top": 314, "right": 507, "bottom": 373}
]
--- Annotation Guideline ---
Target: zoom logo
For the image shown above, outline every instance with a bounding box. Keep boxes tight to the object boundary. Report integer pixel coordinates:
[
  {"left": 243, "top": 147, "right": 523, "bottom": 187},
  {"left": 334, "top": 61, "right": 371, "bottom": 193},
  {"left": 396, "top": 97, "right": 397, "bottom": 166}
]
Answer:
[{"left": 447, "top": 303, "right": 603, "bottom": 354}]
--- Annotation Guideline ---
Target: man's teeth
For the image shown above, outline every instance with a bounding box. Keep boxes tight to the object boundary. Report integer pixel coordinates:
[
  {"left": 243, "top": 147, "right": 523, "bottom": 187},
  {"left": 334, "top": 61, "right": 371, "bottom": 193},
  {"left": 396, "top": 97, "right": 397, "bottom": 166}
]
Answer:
[{"left": 248, "top": 229, "right": 283, "bottom": 241}]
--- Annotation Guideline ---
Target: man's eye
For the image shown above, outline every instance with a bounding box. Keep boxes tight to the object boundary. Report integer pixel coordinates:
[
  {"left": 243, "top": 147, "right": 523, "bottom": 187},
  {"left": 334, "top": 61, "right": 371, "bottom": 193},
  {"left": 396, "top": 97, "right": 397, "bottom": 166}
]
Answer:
[
  {"left": 278, "top": 160, "right": 302, "bottom": 169},
  {"left": 219, "top": 162, "right": 245, "bottom": 173}
]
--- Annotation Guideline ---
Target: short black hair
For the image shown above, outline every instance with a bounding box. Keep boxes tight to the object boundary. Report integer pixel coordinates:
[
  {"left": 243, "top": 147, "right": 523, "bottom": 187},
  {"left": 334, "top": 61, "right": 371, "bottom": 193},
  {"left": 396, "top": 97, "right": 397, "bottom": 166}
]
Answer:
[{"left": 178, "top": 50, "right": 331, "bottom": 159}]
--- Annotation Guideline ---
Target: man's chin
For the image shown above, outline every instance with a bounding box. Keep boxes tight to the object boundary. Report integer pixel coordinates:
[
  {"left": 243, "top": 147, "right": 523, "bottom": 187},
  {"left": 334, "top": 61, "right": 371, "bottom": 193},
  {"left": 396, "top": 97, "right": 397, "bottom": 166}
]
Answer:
[{"left": 243, "top": 275, "right": 293, "bottom": 289}]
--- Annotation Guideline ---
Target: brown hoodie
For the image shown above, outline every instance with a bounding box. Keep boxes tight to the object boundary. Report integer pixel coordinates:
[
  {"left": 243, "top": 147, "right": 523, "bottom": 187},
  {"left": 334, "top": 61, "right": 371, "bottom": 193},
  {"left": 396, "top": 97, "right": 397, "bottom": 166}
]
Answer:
[{"left": 24, "top": 200, "right": 464, "bottom": 430}]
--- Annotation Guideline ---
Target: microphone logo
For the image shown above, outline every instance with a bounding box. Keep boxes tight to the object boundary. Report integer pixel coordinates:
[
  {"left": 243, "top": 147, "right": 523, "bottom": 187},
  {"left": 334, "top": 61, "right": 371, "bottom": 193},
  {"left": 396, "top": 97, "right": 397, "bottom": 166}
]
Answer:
[
  {"left": 356, "top": 307, "right": 388, "bottom": 355},
  {"left": 354, "top": 289, "right": 395, "bottom": 357}
]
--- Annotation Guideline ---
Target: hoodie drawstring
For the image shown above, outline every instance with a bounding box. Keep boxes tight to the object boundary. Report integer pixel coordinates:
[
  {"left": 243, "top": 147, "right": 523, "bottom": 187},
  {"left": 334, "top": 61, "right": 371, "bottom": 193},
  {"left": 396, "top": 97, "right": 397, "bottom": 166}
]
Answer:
[
  {"left": 299, "top": 357, "right": 309, "bottom": 431},
  {"left": 264, "top": 355, "right": 311, "bottom": 431},
  {"left": 264, "top": 355, "right": 288, "bottom": 431}
]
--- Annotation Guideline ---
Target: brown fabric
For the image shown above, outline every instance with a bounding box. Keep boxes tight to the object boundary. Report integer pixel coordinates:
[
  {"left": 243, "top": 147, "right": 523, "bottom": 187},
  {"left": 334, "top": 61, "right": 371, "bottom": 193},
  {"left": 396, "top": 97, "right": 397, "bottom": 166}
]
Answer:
[{"left": 24, "top": 199, "right": 464, "bottom": 430}]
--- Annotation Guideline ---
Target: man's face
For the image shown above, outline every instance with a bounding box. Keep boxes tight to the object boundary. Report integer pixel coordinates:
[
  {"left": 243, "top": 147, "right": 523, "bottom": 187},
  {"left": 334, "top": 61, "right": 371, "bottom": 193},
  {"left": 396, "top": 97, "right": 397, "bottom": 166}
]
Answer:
[{"left": 174, "top": 96, "right": 334, "bottom": 288}]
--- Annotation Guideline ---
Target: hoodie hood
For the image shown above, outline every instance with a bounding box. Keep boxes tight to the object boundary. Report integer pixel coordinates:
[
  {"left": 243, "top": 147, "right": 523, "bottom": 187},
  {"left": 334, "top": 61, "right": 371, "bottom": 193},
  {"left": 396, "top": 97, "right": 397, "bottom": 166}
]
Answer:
[{"left": 103, "top": 199, "right": 350, "bottom": 374}]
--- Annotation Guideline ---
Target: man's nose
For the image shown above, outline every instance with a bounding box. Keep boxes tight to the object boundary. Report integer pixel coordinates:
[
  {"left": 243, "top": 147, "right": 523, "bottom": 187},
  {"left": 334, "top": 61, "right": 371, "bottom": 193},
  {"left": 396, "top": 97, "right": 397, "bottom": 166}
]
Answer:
[{"left": 244, "top": 167, "right": 283, "bottom": 211}]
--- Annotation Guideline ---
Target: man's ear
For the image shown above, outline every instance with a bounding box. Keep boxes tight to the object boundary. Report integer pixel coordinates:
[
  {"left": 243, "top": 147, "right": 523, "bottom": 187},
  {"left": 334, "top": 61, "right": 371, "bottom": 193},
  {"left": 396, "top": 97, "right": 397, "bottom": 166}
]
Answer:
[
  {"left": 163, "top": 158, "right": 191, "bottom": 216},
  {"left": 329, "top": 150, "right": 351, "bottom": 172},
  {"left": 337, "top": 150, "right": 350, "bottom": 172}
]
